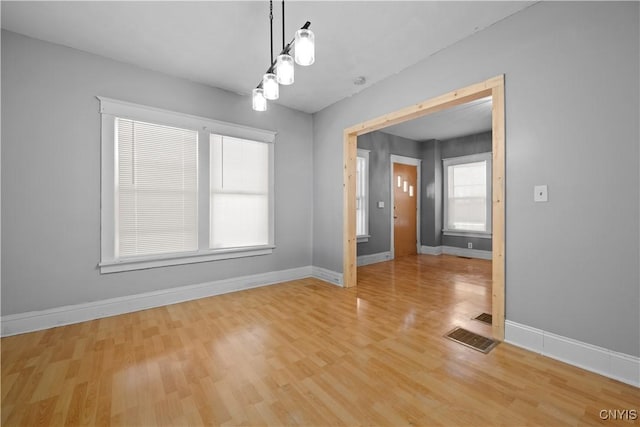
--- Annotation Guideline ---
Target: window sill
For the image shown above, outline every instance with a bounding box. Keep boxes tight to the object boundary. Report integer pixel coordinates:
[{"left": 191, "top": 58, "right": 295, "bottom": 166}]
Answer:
[
  {"left": 99, "top": 245, "right": 275, "bottom": 274},
  {"left": 443, "top": 231, "right": 492, "bottom": 239},
  {"left": 357, "top": 235, "right": 370, "bottom": 243}
]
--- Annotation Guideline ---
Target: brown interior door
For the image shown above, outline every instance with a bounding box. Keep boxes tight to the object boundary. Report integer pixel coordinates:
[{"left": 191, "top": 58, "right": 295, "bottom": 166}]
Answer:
[{"left": 393, "top": 163, "right": 418, "bottom": 257}]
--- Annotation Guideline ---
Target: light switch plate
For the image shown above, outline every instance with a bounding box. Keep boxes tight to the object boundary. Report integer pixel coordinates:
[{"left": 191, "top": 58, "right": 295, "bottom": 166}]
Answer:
[
  {"left": 377, "top": 201, "right": 384, "bottom": 208},
  {"left": 534, "top": 185, "right": 548, "bottom": 202}
]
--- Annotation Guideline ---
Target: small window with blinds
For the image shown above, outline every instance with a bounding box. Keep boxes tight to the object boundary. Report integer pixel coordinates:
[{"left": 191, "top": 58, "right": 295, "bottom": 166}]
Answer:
[
  {"left": 115, "top": 118, "right": 198, "bottom": 258},
  {"left": 443, "top": 152, "right": 492, "bottom": 235},
  {"left": 356, "top": 149, "right": 369, "bottom": 240},
  {"left": 98, "top": 97, "right": 276, "bottom": 273}
]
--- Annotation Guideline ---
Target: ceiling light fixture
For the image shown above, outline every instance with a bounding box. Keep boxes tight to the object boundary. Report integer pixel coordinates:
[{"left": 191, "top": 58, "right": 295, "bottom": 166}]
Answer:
[{"left": 252, "top": 0, "right": 315, "bottom": 111}]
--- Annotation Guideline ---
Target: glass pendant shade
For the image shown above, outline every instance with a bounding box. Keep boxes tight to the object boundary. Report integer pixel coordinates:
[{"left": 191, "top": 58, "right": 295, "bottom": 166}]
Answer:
[
  {"left": 294, "top": 29, "right": 315, "bottom": 66},
  {"left": 276, "top": 54, "right": 295, "bottom": 85},
  {"left": 252, "top": 88, "right": 267, "bottom": 111},
  {"left": 262, "top": 73, "right": 279, "bottom": 100}
]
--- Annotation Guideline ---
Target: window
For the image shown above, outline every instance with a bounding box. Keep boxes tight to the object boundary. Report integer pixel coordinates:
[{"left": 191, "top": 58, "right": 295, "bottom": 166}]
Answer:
[
  {"left": 99, "top": 97, "right": 275, "bottom": 273},
  {"left": 210, "top": 135, "right": 270, "bottom": 249},
  {"left": 116, "top": 118, "right": 198, "bottom": 258},
  {"left": 356, "top": 149, "right": 370, "bottom": 242},
  {"left": 443, "top": 152, "right": 492, "bottom": 235}
]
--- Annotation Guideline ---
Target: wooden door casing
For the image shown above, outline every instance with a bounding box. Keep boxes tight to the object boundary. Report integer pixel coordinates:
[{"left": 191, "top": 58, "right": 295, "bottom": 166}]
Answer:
[{"left": 343, "top": 75, "right": 505, "bottom": 340}]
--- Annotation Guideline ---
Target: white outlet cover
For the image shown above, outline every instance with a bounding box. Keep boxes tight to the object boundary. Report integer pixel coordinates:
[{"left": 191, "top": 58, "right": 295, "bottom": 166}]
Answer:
[
  {"left": 534, "top": 185, "right": 548, "bottom": 202},
  {"left": 377, "top": 201, "right": 384, "bottom": 208}
]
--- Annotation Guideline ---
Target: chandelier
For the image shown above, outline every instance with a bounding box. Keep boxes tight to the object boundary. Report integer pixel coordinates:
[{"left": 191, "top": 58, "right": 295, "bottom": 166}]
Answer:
[{"left": 252, "top": 0, "right": 315, "bottom": 111}]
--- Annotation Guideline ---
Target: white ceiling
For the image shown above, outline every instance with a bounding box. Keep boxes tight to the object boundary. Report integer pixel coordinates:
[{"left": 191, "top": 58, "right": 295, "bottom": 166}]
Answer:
[
  {"left": 382, "top": 96, "right": 492, "bottom": 141},
  {"left": 1, "top": 1, "right": 533, "bottom": 114}
]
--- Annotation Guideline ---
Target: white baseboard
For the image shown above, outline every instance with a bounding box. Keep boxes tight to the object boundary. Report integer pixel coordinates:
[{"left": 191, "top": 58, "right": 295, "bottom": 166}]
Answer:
[
  {"left": 357, "top": 251, "right": 392, "bottom": 266},
  {"left": 420, "top": 246, "right": 443, "bottom": 255},
  {"left": 443, "top": 246, "right": 492, "bottom": 260},
  {"left": 420, "top": 245, "right": 491, "bottom": 260},
  {"left": 311, "top": 266, "right": 344, "bottom": 287},
  {"left": 2, "top": 266, "right": 323, "bottom": 337},
  {"left": 505, "top": 320, "right": 640, "bottom": 388}
]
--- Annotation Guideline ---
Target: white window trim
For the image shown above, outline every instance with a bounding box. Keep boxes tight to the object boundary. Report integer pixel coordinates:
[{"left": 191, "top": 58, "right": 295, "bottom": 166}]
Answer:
[
  {"left": 98, "top": 97, "right": 277, "bottom": 274},
  {"left": 442, "top": 152, "right": 492, "bottom": 236},
  {"left": 442, "top": 231, "right": 492, "bottom": 239},
  {"left": 356, "top": 149, "right": 370, "bottom": 241},
  {"left": 99, "top": 246, "right": 276, "bottom": 274}
]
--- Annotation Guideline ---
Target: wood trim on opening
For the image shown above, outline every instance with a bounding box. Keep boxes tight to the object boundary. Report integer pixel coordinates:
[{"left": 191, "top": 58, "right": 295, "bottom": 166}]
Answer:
[
  {"left": 343, "top": 132, "right": 358, "bottom": 288},
  {"left": 342, "top": 75, "right": 506, "bottom": 340}
]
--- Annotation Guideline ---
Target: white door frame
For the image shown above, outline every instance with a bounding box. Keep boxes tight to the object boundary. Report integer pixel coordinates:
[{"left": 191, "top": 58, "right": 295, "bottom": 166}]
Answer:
[{"left": 390, "top": 155, "right": 422, "bottom": 259}]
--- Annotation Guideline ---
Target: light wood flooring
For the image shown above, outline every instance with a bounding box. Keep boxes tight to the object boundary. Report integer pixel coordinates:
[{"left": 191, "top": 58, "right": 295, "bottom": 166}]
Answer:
[{"left": 2, "top": 255, "right": 638, "bottom": 426}]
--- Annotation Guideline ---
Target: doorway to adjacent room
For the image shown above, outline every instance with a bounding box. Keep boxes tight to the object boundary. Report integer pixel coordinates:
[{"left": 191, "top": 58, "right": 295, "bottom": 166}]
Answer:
[{"left": 342, "top": 75, "right": 505, "bottom": 340}]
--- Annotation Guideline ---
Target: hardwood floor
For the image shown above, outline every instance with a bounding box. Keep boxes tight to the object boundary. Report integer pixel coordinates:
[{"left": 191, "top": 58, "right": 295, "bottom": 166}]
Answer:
[{"left": 2, "top": 255, "right": 638, "bottom": 426}]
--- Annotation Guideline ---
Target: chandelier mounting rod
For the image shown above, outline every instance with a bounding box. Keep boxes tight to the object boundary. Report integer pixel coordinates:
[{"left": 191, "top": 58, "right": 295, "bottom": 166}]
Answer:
[
  {"left": 269, "top": 0, "right": 274, "bottom": 65},
  {"left": 252, "top": 0, "right": 315, "bottom": 111},
  {"left": 256, "top": 20, "right": 311, "bottom": 89}
]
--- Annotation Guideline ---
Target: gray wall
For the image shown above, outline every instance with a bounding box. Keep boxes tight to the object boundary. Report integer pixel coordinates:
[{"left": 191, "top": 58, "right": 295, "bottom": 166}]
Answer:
[
  {"left": 1, "top": 30, "right": 314, "bottom": 315},
  {"left": 356, "top": 131, "right": 422, "bottom": 256},
  {"left": 359, "top": 130, "right": 493, "bottom": 254},
  {"left": 313, "top": 2, "right": 639, "bottom": 356},
  {"left": 440, "top": 131, "right": 492, "bottom": 159},
  {"left": 421, "top": 139, "right": 442, "bottom": 248}
]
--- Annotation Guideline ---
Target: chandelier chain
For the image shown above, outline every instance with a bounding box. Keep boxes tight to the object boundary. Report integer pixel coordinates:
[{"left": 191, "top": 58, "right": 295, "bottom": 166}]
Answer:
[{"left": 269, "top": 0, "right": 273, "bottom": 65}]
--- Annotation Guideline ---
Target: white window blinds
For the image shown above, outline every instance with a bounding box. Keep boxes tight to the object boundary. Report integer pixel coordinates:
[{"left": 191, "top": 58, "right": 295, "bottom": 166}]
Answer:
[
  {"left": 210, "top": 134, "right": 270, "bottom": 249},
  {"left": 446, "top": 160, "right": 487, "bottom": 232},
  {"left": 116, "top": 118, "right": 198, "bottom": 258}
]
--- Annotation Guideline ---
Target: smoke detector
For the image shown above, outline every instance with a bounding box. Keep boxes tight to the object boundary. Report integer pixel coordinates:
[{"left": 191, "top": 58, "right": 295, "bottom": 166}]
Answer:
[{"left": 353, "top": 76, "right": 367, "bottom": 86}]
